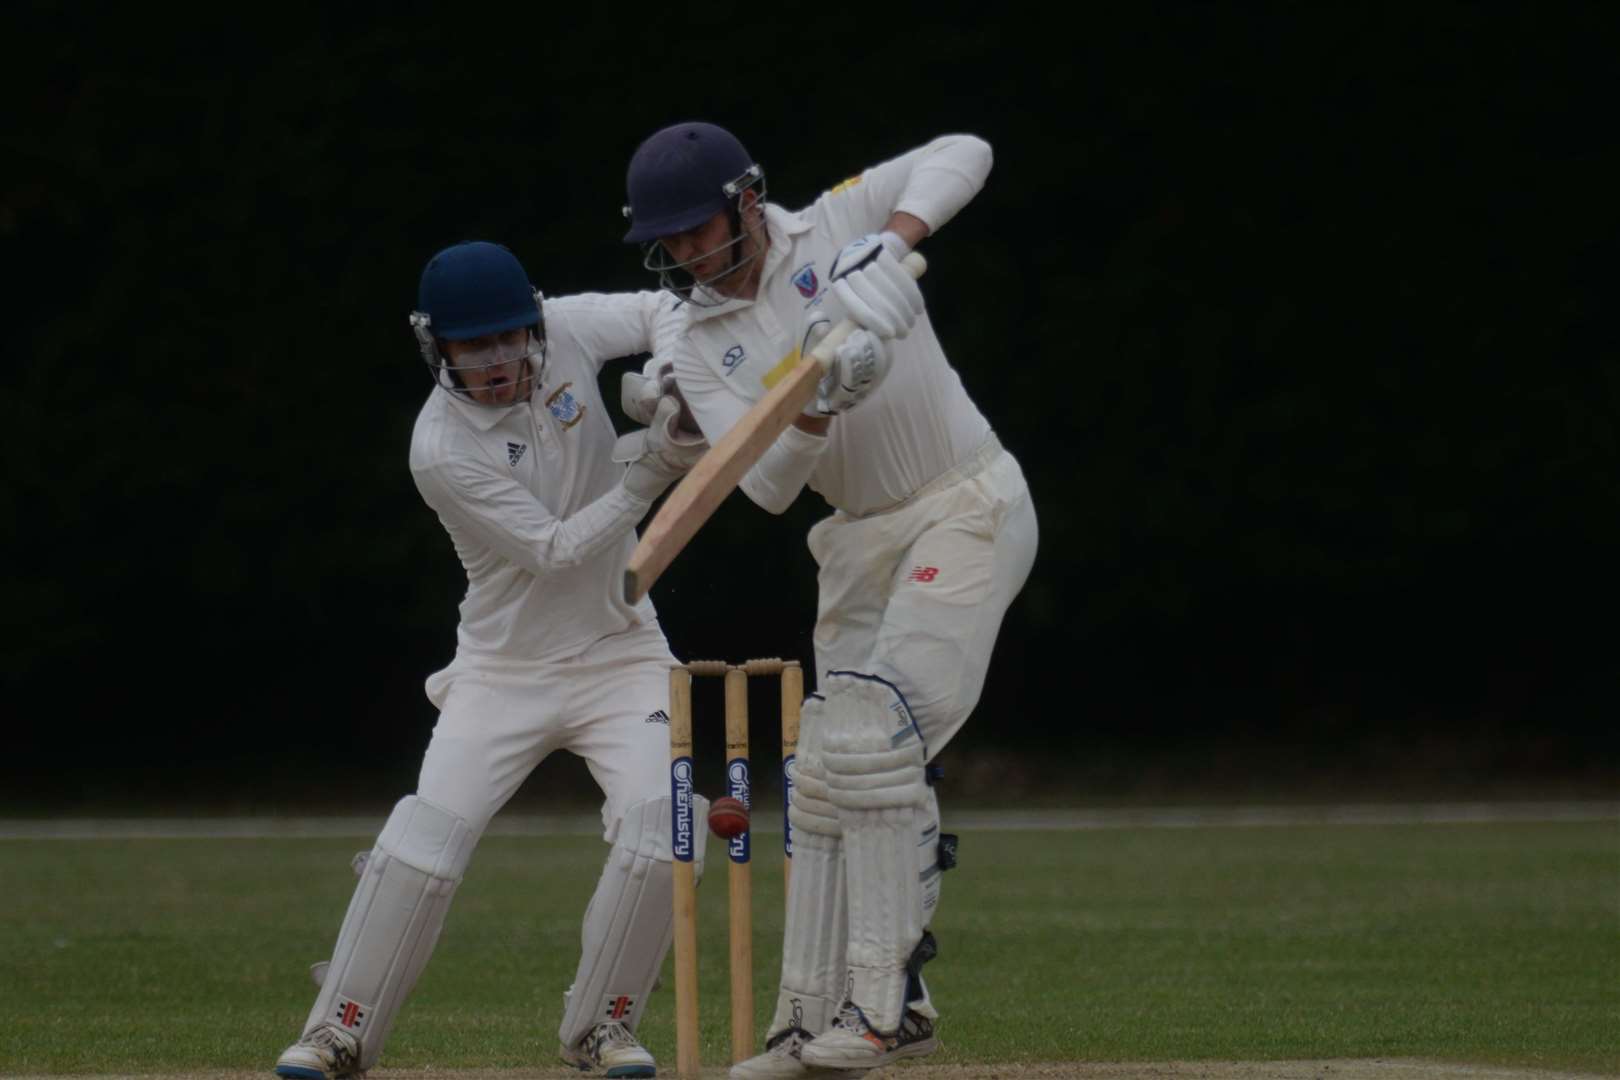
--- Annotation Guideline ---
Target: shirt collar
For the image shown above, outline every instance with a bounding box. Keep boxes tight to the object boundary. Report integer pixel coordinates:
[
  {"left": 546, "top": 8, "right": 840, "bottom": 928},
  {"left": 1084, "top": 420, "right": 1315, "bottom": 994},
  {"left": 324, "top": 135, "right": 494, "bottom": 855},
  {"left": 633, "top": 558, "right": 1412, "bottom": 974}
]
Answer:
[
  {"left": 685, "top": 203, "right": 812, "bottom": 323},
  {"left": 435, "top": 362, "right": 540, "bottom": 431}
]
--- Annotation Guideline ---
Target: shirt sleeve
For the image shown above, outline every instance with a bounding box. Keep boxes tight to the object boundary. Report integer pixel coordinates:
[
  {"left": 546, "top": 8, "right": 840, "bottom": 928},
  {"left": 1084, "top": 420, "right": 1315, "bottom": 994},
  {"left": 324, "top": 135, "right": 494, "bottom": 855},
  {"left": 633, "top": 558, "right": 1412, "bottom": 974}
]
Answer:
[
  {"left": 413, "top": 453, "right": 652, "bottom": 577},
  {"left": 818, "top": 134, "right": 994, "bottom": 239},
  {"left": 744, "top": 422, "right": 830, "bottom": 514},
  {"left": 546, "top": 291, "right": 672, "bottom": 376},
  {"left": 671, "top": 332, "right": 829, "bottom": 516}
]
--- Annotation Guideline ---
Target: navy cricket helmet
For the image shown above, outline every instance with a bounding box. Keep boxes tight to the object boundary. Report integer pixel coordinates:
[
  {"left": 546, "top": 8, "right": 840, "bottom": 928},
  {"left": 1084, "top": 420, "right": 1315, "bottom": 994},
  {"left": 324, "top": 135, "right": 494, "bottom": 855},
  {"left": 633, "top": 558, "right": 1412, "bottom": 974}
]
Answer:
[
  {"left": 622, "top": 122, "right": 763, "bottom": 243},
  {"left": 414, "top": 241, "right": 540, "bottom": 340},
  {"left": 408, "top": 241, "right": 547, "bottom": 403}
]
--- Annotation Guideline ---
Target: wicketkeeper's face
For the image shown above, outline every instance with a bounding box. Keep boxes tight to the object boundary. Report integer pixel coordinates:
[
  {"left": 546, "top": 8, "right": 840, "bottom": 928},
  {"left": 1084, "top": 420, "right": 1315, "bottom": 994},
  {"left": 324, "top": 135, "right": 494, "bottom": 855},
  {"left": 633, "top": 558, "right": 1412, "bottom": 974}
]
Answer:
[{"left": 444, "top": 327, "right": 538, "bottom": 407}]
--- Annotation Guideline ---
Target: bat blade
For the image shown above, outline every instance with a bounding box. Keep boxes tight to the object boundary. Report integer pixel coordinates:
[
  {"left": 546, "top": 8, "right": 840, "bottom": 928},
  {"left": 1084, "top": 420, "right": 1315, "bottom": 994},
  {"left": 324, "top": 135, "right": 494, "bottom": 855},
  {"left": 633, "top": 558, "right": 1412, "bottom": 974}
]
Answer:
[{"left": 623, "top": 251, "right": 926, "bottom": 603}]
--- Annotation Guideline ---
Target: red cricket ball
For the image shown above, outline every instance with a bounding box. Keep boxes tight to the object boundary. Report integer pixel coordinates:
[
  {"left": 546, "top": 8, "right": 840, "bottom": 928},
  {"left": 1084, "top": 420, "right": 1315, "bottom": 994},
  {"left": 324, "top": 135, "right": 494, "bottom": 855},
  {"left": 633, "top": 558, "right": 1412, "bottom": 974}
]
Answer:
[{"left": 707, "top": 795, "right": 750, "bottom": 839}]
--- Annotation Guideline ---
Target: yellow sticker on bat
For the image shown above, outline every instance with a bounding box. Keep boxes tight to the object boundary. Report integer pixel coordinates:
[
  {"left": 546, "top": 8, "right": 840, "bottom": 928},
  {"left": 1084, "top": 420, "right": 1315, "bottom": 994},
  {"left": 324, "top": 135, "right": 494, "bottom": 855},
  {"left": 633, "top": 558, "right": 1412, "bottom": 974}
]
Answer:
[
  {"left": 828, "top": 175, "right": 864, "bottom": 195},
  {"left": 761, "top": 347, "right": 802, "bottom": 390}
]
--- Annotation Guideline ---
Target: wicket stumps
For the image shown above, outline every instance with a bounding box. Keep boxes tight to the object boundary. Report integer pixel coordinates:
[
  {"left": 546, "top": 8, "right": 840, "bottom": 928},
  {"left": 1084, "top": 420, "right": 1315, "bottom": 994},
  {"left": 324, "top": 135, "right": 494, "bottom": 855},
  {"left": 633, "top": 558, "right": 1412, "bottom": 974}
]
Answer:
[{"left": 668, "top": 658, "right": 803, "bottom": 1078}]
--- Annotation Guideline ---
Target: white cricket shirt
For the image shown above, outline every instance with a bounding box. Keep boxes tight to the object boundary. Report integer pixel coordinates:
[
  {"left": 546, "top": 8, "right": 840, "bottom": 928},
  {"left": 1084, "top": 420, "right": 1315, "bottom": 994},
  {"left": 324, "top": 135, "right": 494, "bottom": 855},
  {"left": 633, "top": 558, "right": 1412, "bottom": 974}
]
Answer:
[
  {"left": 409, "top": 290, "right": 682, "bottom": 662},
  {"left": 671, "top": 135, "right": 996, "bottom": 517}
]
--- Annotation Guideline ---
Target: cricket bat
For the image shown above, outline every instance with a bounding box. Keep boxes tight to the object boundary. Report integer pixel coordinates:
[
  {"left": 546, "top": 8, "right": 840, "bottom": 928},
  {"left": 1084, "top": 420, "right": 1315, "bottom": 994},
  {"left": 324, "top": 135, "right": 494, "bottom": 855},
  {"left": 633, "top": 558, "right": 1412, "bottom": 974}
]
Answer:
[{"left": 622, "top": 251, "right": 927, "bottom": 603}]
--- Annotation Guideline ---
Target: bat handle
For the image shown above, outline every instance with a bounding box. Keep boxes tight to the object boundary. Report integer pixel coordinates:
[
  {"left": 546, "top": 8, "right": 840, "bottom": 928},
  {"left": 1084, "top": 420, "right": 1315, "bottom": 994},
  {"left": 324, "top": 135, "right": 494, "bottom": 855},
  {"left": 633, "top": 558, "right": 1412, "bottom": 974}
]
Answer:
[{"left": 807, "top": 251, "right": 928, "bottom": 368}]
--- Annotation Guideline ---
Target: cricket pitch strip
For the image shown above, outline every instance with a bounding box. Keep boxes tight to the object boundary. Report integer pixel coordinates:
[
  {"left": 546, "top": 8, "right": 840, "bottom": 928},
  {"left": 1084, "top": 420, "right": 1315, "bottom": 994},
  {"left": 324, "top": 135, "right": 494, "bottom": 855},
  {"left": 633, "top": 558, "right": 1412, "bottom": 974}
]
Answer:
[{"left": 16, "top": 1062, "right": 1610, "bottom": 1080}]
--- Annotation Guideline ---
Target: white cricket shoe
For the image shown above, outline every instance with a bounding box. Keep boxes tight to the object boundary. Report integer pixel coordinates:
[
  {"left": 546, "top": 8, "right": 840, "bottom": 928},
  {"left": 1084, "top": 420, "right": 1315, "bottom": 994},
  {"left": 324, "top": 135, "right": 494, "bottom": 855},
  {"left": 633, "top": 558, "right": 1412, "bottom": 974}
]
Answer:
[
  {"left": 798, "top": 1001, "right": 939, "bottom": 1070},
  {"left": 561, "top": 1020, "right": 657, "bottom": 1078},
  {"left": 274, "top": 1024, "right": 361, "bottom": 1079},
  {"left": 729, "top": 1026, "right": 868, "bottom": 1080}
]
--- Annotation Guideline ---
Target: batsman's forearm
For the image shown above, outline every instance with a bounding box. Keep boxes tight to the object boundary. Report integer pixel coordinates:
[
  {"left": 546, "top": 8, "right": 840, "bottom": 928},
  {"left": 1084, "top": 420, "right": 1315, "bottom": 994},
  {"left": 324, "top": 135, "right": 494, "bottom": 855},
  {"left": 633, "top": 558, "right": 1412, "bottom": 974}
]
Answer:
[
  {"left": 883, "top": 211, "right": 931, "bottom": 251},
  {"left": 793, "top": 413, "right": 832, "bottom": 435},
  {"left": 741, "top": 422, "right": 829, "bottom": 515}
]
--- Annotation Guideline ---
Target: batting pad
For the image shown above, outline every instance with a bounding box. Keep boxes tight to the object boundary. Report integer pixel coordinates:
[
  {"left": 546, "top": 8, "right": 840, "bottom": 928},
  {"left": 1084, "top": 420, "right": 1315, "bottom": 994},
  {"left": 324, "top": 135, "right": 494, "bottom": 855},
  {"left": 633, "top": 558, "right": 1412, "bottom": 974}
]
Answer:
[
  {"left": 559, "top": 795, "right": 709, "bottom": 1048},
  {"left": 305, "top": 794, "right": 476, "bottom": 1069},
  {"left": 787, "top": 696, "right": 842, "bottom": 840},
  {"left": 821, "top": 673, "right": 929, "bottom": 1033},
  {"left": 767, "top": 697, "right": 848, "bottom": 1036},
  {"left": 920, "top": 786, "right": 943, "bottom": 923}
]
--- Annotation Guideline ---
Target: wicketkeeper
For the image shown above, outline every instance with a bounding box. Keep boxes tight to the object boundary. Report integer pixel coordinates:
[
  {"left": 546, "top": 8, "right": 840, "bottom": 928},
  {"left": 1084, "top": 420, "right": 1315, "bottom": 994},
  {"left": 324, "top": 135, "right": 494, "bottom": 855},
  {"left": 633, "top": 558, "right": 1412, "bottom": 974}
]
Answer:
[
  {"left": 274, "top": 240, "right": 710, "bottom": 1080},
  {"left": 620, "top": 123, "right": 1039, "bottom": 1076}
]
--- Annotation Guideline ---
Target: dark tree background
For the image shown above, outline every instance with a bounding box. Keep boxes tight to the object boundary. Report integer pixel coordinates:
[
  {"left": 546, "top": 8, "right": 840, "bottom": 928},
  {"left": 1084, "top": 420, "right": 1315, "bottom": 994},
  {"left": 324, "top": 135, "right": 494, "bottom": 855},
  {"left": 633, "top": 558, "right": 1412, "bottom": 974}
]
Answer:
[{"left": 4, "top": 5, "right": 1613, "bottom": 812}]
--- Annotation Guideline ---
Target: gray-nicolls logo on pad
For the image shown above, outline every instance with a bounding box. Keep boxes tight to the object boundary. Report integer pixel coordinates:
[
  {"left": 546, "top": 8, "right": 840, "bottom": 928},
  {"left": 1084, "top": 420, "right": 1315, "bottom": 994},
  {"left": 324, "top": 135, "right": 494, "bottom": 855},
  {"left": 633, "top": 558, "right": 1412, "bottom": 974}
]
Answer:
[{"left": 507, "top": 442, "right": 527, "bottom": 466}]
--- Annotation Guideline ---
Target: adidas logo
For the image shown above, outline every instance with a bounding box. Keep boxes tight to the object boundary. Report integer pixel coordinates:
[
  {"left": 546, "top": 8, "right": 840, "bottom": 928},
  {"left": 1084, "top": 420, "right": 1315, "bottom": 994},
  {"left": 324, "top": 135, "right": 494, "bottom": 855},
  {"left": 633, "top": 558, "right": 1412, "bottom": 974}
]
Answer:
[{"left": 507, "top": 442, "right": 527, "bottom": 466}]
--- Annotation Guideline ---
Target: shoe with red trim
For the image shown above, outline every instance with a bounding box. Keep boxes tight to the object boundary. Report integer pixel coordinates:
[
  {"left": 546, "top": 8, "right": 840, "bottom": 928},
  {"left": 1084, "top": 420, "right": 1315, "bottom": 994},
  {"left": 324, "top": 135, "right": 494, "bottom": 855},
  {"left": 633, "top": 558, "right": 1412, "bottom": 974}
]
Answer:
[{"left": 798, "top": 1000, "right": 939, "bottom": 1070}]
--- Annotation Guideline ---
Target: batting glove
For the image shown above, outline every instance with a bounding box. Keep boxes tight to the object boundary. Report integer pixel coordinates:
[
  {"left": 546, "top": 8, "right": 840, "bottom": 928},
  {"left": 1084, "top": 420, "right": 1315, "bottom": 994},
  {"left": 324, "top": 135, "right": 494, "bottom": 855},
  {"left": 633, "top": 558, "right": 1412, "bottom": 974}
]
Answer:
[
  {"left": 796, "top": 315, "right": 894, "bottom": 416},
  {"left": 827, "top": 231, "right": 924, "bottom": 340},
  {"left": 817, "top": 328, "right": 891, "bottom": 414}
]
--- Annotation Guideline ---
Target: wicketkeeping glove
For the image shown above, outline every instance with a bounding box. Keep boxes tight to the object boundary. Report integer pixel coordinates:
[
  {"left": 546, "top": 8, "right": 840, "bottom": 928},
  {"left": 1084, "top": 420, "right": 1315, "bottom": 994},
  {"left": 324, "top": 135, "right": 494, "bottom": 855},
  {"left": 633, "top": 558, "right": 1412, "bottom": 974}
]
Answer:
[
  {"left": 620, "top": 357, "right": 700, "bottom": 436},
  {"left": 827, "top": 231, "right": 925, "bottom": 340},
  {"left": 613, "top": 395, "right": 708, "bottom": 501}
]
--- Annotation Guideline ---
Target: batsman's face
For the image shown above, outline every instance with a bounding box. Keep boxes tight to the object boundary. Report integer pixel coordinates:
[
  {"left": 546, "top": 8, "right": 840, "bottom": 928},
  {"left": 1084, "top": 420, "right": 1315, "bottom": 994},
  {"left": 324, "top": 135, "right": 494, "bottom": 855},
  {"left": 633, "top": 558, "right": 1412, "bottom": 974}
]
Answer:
[
  {"left": 658, "top": 200, "right": 766, "bottom": 299},
  {"left": 445, "top": 328, "right": 537, "bottom": 407}
]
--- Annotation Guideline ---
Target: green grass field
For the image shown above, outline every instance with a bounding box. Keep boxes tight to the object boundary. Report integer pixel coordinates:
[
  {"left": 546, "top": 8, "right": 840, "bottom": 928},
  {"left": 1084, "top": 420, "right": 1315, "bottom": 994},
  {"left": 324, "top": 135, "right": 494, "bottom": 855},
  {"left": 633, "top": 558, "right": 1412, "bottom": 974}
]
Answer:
[{"left": 2, "top": 818, "right": 1616, "bottom": 1075}]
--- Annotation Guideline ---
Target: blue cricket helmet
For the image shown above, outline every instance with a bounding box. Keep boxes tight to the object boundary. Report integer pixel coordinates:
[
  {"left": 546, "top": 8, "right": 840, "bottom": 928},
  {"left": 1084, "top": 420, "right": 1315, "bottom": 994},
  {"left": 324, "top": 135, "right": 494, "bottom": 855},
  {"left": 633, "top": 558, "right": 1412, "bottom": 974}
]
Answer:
[
  {"left": 416, "top": 241, "right": 539, "bottom": 340},
  {"left": 622, "top": 122, "right": 762, "bottom": 243}
]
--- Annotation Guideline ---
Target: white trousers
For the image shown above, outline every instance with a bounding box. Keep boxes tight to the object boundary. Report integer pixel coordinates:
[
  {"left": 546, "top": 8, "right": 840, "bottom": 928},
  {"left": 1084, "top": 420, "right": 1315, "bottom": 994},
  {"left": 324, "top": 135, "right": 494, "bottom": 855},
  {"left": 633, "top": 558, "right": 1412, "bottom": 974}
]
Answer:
[
  {"left": 807, "top": 437, "right": 1038, "bottom": 758},
  {"left": 419, "top": 620, "right": 677, "bottom": 841}
]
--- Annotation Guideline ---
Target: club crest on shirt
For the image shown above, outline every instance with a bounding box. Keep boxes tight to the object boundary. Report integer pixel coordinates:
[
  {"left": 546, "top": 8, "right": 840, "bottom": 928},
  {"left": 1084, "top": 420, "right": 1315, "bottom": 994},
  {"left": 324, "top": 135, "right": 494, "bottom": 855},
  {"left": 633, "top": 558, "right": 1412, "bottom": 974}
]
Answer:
[
  {"left": 792, "top": 262, "right": 818, "bottom": 298},
  {"left": 545, "top": 383, "right": 585, "bottom": 428},
  {"left": 722, "top": 344, "right": 746, "bottom": 375}
]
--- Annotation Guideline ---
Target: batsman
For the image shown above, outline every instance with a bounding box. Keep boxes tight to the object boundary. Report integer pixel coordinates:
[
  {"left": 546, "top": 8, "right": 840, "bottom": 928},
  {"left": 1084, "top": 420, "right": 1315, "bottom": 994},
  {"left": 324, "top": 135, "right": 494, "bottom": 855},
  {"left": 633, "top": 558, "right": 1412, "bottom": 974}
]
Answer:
[{"left": 620, "top": 123, "right": 1039, "bottom": 1075}]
